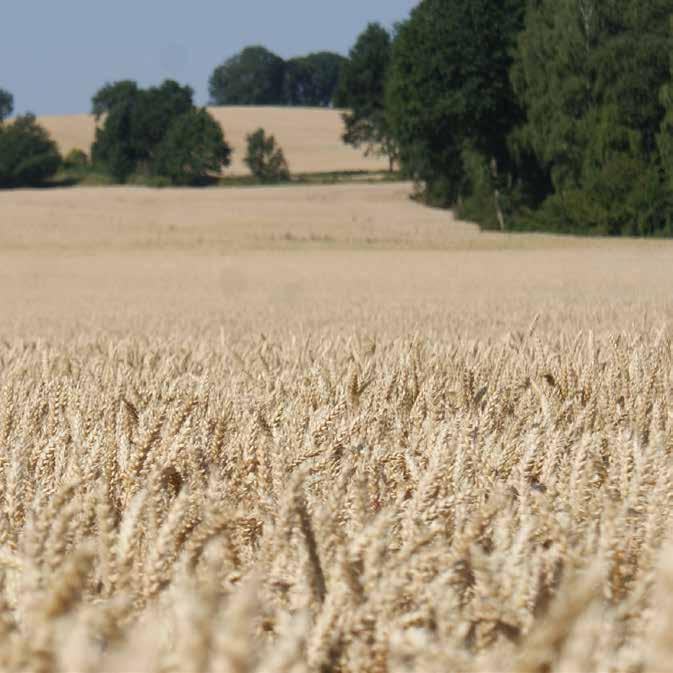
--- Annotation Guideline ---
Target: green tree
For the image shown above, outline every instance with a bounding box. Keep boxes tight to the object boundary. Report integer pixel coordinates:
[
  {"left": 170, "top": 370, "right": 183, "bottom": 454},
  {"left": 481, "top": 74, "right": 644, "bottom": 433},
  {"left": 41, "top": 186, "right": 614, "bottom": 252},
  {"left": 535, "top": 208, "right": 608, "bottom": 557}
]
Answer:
[
  {"left": 91, "top": 79, "right": 194, "bottom": 180},
  {"left": 336, "top": 23, "right": 398, "bottom": 170},
  {"left": 152, "top": 108, "right": 232, "bottom": 185},
  {"left": 283, "top": 52, "right": 346, "bottom": 107},
  {"left": 0, "top": 114, "right": 61, "bottom": 187},
  {"left": 244, "top": 128, "right": 290, "bottom": 182},
  {"left": 209, "top": 46, "right": 286, "bottom": 105},
  {"left": 386, "top": 0, "right": 527, "bottom": 219},
  {"left": 91, "top": 95, "right": 138, "bottom": 182},
  {"left": 91, "top": 80, "right": 139, "bottom": 121},
  {"left": 656, "top": 16, "right": 673, "bottom": 231},
  {"left": 63, "top": 148, "right": 89, "bottom": 170},
  {"left": 128, "top": 80, "right": 194, "bottom": 159},
  {"left": 91, "top": 79, "right": 230, "bottom": 184},
  {"left": 90, "top": 80, "right": 145, "bottom": 181},
  {"left": 0, "top": 88, "right": 13, "bottom": 122},
  {"left": 512, "top": 0, "right": 673, "bottom": 235}
]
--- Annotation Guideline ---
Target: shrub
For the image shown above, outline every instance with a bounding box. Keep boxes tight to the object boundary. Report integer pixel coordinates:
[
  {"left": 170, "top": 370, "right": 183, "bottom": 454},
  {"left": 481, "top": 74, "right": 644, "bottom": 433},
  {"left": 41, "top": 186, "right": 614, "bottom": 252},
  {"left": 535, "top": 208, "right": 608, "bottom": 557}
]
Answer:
[
  {"left": 127, "top": 173, "right": 173, "bottom": 188},
  {"left": 0, "top": 114, "right": 62, "bottom": 187},
  {"left": 63, "top": 148, "right": 89, "bottom": 169},
  {"left": 152, "top": 108, "right": 232, "bottom": 185},
  {"left": 91, "top": 79, "right": 231, "bottom": 185},
  {"left": 244, "top": 128, "right": 290, "bottom": 183}
]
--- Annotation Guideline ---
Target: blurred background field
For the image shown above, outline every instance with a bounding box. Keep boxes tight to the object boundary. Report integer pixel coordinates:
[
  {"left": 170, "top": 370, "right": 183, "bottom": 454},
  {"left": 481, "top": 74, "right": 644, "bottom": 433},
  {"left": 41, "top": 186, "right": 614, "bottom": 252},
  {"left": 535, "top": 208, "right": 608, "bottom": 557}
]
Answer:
[
  {"left": 1, "top": 181, "right": 672, "bottom": 341},
  {"left": 37, "top": 107, "right": 390, "bottom": 176}
]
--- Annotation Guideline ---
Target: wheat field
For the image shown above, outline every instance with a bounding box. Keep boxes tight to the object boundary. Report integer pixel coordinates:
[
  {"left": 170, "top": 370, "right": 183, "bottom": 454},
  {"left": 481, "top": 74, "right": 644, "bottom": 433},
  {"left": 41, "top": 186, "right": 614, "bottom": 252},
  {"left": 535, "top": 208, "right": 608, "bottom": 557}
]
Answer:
[
  {"left": 37, "top": 107, "right": 390, "bottom": 175},
  {"left": 2, "top": 181, "right": 673, "bottom": 672}
]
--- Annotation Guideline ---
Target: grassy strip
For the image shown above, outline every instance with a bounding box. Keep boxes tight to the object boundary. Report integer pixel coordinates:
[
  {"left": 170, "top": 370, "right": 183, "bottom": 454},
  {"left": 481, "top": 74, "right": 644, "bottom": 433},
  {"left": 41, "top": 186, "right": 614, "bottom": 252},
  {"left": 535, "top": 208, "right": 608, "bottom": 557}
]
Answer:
[{"left": 49, "top": 167, "right": 404, "bottom": 189}]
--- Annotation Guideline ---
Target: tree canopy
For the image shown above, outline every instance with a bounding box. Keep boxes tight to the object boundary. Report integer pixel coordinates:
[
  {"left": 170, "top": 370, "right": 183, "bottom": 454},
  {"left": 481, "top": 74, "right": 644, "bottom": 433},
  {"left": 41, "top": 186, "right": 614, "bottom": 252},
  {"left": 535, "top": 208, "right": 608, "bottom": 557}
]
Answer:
[
  {"left": 209, "top": 47, "right": 345, "bottom": 107},
  {"left": 511, "top": 0, "right": 673, "bottom": 235},
  {"left": 336, "top": 23, "right": 398, "bottom": 169},
  {"left": 386, "top": 0, "right": 526, "bottom": 210},
  {"left": 0, "top": 88, "right": 13, "bottom": 122},
  {"left": 0, "top": 114, "right": 61, "bottom": 187},
  {"left": 152, "top": 108, "right": 232, "bottom": 185},
  {"left": 283, "top": 52, "right": 346, "bottom": 107},
  {"left": 91, "top": 79, "right": 231, "bottom": 184},
  {"left": 209, "top": 46, "right": 286, "bottom": 106},
  {"left": 378, "top": 0, "right": 673, "bottom": 236},
  {"left": 91, "top": 80, "right": 139, "bottom": 121}
]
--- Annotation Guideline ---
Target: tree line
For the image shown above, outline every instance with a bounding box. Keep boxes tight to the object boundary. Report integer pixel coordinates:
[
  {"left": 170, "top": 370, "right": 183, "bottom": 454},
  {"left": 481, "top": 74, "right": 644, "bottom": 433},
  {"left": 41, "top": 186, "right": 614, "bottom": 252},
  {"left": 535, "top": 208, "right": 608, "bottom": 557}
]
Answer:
[
  {"left": 0, "top": 90, "right": 61, "bottom": 188},
  {"left": 4, "top": 0, "right": 673, "bottom": 238},
  {"left": 346, "top": 0, "right": 673, "bottom": 236},
  {"left": 0, "top": 45, "right": 347, "bottom": 188},
  {"left": 208, "top": 46, "right": 346, "bottom": 107},
  {"left": 0, "top": 81, "right": 295, "bottom": 188}
]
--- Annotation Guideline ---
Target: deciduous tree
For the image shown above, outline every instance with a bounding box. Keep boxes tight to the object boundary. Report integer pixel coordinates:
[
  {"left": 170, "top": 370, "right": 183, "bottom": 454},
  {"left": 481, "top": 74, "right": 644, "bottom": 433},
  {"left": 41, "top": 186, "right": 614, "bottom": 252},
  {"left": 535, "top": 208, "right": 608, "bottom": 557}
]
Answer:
[
  {"left": 209, "top": 46, "right": 286, "bottom": 105},
  {"left": 0, "top": 114, "right": 61, "bottom": 187},
  {"left": 91, "top": 80, "right": 139, "bottom": 121},
  {"left": 283, "top": 52, "right": 346, "bottom": 107},
  {"left": 386, "top": 0, "right": 526, "bottom": 216},
  {"left": 513, "top": 0, "right": 673, "bottom": 234},
  {"left": 337, "top": 23, "right": 398, "bottom": 170},
  {"left": 91, "top": 79, "right": 231, "bottom": 184},
  {"left": 0, "top": 88, "right": 13, "bottom": 122},
  {"left": 153, "top": 108, "right": 232, "bottom": 185},
  {"left": 244, "top": 128, "right": 290, "bottom": 182}
]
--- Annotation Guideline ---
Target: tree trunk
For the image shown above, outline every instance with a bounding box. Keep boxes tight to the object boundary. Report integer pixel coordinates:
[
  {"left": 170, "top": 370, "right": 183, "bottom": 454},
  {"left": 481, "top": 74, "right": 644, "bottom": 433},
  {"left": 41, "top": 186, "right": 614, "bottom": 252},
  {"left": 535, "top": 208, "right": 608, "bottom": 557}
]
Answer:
[{"left": 491, "top": 157, "right": 506, "bottom": 232}]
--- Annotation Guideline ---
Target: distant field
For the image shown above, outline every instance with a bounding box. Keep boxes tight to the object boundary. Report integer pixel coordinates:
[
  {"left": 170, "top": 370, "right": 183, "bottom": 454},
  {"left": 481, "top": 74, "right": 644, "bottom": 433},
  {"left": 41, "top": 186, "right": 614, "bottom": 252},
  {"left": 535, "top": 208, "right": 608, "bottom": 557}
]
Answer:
[
  {"left": 1, "top": 181, "right": 671, "bottom": 339},
  {"left": 37, "top": 106, "right": 390, "bottom": 175},
  {"left": 0, "top": 182, "right": 580, "bottom": 253}
]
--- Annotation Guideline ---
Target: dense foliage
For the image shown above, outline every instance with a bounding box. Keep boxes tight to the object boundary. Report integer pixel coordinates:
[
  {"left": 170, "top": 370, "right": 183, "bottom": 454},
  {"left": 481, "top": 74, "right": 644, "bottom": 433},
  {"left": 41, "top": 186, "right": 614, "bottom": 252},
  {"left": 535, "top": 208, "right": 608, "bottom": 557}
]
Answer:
[
  {"left": 386, "top": 0, "right": 528, "bottom": 219},
  {"left": 0, "top": 87, "right": 13, "bottom": 122},
  {"left": 62, "top": 148, "right": 89, "bottom": 170},
  {"left": 91, "top": 79, "right": 231, "bottom": 184},
  {"left": 209, "top": 46, "right": 286, "bottom": 106},
  {"left": 244, "top": 127, "right": 290, "bottom": 183},
  {"left": 383, "top": 0, "right": 673, "bottom": 236},
  {"left": 209, "top": 47, "right": 345, "bottom": 107},
  {"left": 283, "top": 52, "right": 346, "bottom": 107},
  {"left": 510, "top": 0, "right": 673, "bottom": 235},
  {"left": 91, "top": 80, "right": 139, "bottom": 121},
  {"left": 152, "top": 108, "right": 232, "bottom": 185},
  {"left": 336, "top": 23, "right": 398, "bottom": 170},
  {"left": 0, "top": 113, "right": 61, "bottom": 187}
]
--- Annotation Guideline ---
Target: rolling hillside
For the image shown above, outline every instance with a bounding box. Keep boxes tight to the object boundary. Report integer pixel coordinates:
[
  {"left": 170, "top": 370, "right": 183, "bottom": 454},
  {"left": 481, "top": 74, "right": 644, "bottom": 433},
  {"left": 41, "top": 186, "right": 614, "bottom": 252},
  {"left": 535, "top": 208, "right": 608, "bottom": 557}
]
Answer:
[{"left": 37, "top": 106, "right": 390, "bottom": 175}]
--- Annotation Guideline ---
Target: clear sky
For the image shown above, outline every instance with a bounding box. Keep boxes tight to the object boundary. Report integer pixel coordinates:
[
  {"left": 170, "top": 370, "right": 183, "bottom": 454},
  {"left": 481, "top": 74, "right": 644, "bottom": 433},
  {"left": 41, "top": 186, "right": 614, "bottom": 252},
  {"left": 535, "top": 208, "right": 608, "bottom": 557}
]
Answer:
[{"left": 1, "top": 1, "right": 418, "bottom": 116}]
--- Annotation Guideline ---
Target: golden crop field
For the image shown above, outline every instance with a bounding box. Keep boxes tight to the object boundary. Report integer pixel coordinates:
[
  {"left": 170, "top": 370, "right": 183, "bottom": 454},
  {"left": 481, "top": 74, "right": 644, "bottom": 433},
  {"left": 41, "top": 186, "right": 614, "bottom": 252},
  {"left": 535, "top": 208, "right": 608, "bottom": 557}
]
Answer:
[
  {"left": 2, "top": 180, "right": 673, "bottom": 672},
  {"left": 37, "top": 107, "right": 390, "bottom": 175}
]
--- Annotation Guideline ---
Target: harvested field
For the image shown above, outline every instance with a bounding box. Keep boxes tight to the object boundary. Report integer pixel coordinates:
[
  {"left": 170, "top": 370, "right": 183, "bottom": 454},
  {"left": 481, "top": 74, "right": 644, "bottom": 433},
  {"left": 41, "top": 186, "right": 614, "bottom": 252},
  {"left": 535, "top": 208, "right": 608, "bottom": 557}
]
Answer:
[
  {"left": 1, "top": 182, "right": 673, "bottom": 672},
  {"left": 37, "top": 106, "right": 390, "bottom": 175}
]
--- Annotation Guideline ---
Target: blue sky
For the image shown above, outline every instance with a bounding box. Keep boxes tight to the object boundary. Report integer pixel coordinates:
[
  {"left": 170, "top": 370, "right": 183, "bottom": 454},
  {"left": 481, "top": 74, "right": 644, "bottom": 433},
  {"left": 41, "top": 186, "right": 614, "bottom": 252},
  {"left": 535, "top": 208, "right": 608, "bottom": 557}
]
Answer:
[{"left": 1, "top": 1, "right": 418, "bottom": 116}]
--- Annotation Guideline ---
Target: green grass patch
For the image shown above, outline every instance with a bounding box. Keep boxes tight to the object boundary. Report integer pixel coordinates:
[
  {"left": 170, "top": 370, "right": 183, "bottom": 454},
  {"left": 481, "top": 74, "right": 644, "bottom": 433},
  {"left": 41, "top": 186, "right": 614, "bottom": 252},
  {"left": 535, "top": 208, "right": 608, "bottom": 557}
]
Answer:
[{"left": 47, "top": 168, "right": 404, "bottom": 189}]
